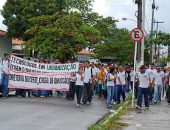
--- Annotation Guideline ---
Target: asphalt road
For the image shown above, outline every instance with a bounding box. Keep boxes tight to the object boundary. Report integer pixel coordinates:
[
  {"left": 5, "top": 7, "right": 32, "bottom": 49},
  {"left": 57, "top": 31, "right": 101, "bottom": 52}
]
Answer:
[
  {"left": 120, "top": 101, "right": 170, "bottom": 130},
  {"left": 0, "top": 95, "right": 108, "bottom": 130}
]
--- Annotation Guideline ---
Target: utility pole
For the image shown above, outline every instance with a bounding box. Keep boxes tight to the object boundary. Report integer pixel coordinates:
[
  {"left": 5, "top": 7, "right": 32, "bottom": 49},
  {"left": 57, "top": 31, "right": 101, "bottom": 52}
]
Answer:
[
  {"left": 154, "top": 21, "right": 164, "bottom": 62},
  {"left": 150, "top": 0, "right": 156, "bottom": 63},
  {"left": 141, "top": 0, "right": 146, "bottom": 65},
  {"left": 135, "top": 0, "right": 145, "bottom": 68}
]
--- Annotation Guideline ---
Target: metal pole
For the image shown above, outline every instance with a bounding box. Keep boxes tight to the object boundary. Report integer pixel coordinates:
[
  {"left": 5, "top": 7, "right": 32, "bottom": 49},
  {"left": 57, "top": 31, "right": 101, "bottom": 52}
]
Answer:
[
  {"left": 154, "top": 21, "right": 164, "bottom": 62},
  {"left": 132, "top": 41, "right": 137, "bottom": 108},
  {"left": 150, "top": 0, "right": 155, "bottom": 63},
  {"left": 141, "top": 0, "right": 146, "bottom": 65}
]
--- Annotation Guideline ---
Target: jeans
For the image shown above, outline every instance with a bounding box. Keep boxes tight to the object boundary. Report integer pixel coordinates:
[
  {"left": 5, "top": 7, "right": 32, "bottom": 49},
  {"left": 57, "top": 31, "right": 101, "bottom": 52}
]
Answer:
[
  {"left": 76, "top": 85, "right": 83, "bottom": 104},
  {"left": 153, "top": 85, "right": 162, "bottom": 102},
  {"left": 82, "top": 83, "right": 92, "bottom": 103},
  {"left": 130, "top": 81, "right": 133, "bottom": 90},
  {"left": 149, "top": 84, "right": 154, "bottom": 101},
  {"left": 137, "top": 87, "right": 149, "bottom": 107},
  {"left": 98, "top": 84, "right": 103, "bottom": 97},
  {"left": 106, "top": 86, "right": 115, "bottom": 107},
  {"left": 116, "top": 85, "right": 126, "bottom": 104},
  {"left": 126, "top": 80, "right": 130, "bottom": 92},
  {"left": 1, "top": 74, "right": 9, "bottom": 97},
  {"left": 39, "top": 90, "right": 48, "bottom": 96}
]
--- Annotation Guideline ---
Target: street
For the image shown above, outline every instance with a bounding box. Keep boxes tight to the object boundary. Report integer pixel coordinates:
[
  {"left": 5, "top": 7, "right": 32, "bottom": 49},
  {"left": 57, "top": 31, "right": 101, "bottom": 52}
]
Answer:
[
  {"left": 0, "top": 95, "right": 108, "bottom": 130},
  {"left": 120, "top": 101, "right": 170, "bottom": 130}
]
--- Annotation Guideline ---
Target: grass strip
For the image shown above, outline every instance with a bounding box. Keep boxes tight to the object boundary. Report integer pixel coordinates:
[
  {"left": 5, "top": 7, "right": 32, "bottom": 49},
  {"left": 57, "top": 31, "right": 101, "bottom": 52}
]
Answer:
[{"left": 88, "top": 94, "right": 132, "bottom": 130}]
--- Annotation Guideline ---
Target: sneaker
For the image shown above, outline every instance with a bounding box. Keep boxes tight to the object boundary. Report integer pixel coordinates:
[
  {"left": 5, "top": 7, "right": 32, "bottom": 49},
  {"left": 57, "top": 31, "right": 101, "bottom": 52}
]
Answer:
[
  {"left": 145, "top": 107, "right": 149, "bottom": 110},
  {"left": 136, "top": 106, "right": 142, "bottom": 109},
  {"left": 87, "top": 102, "right": 91, "bottom": 105},
  {"left": 40, "top": 96, "right": 45, "bottom": 98},
  {"left": 76, "top": 103, "right": 80, "bottom": 107},
  {"left": 2, "top": 97, "right": 6, "bottom": 99},
  {"left": 112, "top": 102, "right": 116, "bottom": 105}
]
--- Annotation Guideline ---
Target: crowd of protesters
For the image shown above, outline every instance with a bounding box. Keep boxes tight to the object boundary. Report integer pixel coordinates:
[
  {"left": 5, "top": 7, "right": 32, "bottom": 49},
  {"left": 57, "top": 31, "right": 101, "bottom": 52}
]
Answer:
[{"left": 0, "top": 53, "right": 170, "bottom": 109}]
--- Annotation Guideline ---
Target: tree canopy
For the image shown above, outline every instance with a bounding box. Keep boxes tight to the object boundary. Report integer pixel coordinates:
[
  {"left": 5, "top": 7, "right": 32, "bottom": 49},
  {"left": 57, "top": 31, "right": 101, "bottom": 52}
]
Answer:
[{"left": 2, "top": 0, "right": 135, "bottom": 63}]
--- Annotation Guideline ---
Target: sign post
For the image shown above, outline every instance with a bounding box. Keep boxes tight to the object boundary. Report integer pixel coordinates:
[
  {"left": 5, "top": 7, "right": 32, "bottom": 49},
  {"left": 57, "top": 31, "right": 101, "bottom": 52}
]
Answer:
[{"left": 130, "top": 28, "right": 144, "bottom": 108}]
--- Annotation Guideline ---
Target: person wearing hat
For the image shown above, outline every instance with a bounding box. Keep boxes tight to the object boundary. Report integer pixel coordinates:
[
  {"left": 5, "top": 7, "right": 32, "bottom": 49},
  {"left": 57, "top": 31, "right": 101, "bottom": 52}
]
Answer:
[
  {"left": 136, "top": 65, "right": 151, "bottom": 109},
  {"left": 153, "top": 65, "right": 164, "bottom": 103}
]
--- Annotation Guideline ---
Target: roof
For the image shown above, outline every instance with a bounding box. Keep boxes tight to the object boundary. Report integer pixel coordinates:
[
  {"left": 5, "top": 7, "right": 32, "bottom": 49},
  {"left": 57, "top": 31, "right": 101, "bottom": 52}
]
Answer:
[
  {"left": 0, "top": 30, "right": 6, "bottom": 36},
  {"left": 77, "top": 49, "right": 95, "bottom": 55},
  {"left": 12, "top": 38, "right": 23, "bottom": 45}
]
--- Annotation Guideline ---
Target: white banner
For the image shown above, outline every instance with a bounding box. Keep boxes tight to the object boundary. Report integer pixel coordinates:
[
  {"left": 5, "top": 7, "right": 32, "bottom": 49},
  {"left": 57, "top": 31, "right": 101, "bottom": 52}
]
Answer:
[{"left": 9, "top": 55, "right": 79, "bottom": 91}]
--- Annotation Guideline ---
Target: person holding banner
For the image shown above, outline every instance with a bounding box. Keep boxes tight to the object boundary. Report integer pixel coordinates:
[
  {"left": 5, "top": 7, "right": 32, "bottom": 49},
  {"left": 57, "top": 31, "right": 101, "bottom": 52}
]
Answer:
[{"left": 1, "top": 53, "right": 10, "bottom": 98}]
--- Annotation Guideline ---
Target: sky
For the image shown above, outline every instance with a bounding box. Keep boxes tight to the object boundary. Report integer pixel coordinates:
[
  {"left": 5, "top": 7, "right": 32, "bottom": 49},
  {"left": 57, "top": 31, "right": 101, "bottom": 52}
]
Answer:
[{"left": 0, "top": 0, "right": 169, "bottom": 34}]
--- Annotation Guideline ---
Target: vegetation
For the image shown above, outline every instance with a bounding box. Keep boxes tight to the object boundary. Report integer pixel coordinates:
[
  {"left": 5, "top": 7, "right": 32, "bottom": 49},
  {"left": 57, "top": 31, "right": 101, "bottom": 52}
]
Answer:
[{"left": 88, "top": 95, "right": 131, "bottom": 130}]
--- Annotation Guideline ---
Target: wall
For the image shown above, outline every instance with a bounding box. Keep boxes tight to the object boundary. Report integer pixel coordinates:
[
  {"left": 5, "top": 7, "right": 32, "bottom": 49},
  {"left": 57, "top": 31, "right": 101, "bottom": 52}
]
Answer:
[{"left": 0, "top": 36, "right": 12, "bottom": 58}]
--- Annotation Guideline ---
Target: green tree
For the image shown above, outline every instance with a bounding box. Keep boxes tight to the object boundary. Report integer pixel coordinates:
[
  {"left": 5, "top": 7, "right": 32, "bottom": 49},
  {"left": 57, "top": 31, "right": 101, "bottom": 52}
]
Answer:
[
  {"left": 1, "top": 0, "right": 94, "bottom": 40},
  {"left": 94, "top": 28, "right": 134, "bottom": 65},
  {"left": 23, "top": 12, "right": 101, "bottom": 61}
]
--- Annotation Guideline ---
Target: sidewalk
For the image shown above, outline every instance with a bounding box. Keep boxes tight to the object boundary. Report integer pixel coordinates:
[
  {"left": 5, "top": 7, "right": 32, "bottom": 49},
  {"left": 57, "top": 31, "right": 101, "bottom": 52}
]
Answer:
[{"left": 120, "top": 101, "right": 170, "bottom": 130}]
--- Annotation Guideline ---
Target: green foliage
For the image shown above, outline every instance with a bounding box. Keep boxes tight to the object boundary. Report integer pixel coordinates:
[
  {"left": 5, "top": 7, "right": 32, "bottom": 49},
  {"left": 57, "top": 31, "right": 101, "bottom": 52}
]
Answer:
[
  {"left": 94, "top": 28, "right": 134, "bottom": 65},
  {"left": 1, "top": 0, "right": 65, "bottom": 40},
  {"left": 23, "top": 12, "right": 100, "bottom": 61},
  {"left": 153, "top": 31, "right": 170, "bottom": 46}
]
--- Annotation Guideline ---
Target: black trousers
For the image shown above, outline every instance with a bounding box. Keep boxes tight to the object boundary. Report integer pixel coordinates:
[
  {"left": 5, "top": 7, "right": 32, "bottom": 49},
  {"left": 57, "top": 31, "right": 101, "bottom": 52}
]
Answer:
[{"left": 82, "top": 83, "right": 92, "bottom": 103}]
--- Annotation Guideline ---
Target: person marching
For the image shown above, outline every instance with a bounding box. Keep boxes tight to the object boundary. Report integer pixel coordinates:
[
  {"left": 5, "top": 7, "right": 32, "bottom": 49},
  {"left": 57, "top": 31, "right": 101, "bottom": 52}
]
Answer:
[
  {"left": 82, "top": 61, "right": 93, "bottom": 104},
  {"left": 136, "top": 65, "right": 151, "bottom": 109},
  {"left": 1, "top": 53, "right": 10, "bottom": 98},
  {"left": 153, "top": 65, "right": 164, "bottom": 103},
  {"left": 97, "top": 65, "right": 105, "bottom": 99},
  {"left": 117, "top": 65, "right": 127, "bottom": 104},
  {"left": 75, "top": 67, "right": 84, "bottom": 107},
  {"left": 106, "top": 67, "right": 116, "bottom": 108}
]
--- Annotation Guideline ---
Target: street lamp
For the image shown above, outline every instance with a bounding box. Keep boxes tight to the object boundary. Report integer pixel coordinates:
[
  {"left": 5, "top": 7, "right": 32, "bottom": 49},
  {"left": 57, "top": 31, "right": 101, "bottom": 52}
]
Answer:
[{"left": 122, "top": 18, "right": 137, "bottom": 23}]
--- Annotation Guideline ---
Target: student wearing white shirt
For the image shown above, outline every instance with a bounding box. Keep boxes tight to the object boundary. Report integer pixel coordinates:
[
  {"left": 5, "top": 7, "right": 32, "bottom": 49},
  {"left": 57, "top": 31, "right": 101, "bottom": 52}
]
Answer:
[
  {"left": 91, "top": 63, "right": 98, "bottom": 96},
  {"left": 136, "top": 65, "right": 151, "bottom": 109},
  {"left": 82, "top": 61, "right": 93, "bottom": 104},
  {"left": 75, "top": 68, "right": 84, "bottom": 107},
  {"left": 117, "top": 65, "right": 127, "bottom": 104},
  {"left": 153, "top": 66, "right": 164, "bottom": 103},
  {"left": 1, "top": 53, "right": 10, "bottom": 98},
  {"left": 147, "top": 63, "right": 156, "bottom": 102},
  {"left": 106, "top": 67, "right": 116, "bottom": 108}
]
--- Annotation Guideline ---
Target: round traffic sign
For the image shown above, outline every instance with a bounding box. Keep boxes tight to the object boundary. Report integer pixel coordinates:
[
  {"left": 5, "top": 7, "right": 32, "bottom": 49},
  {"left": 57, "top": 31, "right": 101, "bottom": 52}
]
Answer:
[{"left": 130, "top": 28, "right": 144, "bottom": 42}]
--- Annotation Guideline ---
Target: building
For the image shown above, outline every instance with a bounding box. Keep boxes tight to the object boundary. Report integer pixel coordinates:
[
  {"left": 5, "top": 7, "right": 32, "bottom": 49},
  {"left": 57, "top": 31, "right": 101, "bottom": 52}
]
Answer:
[
  {"left": 76, "top": 50, "right": 97, "bottom": 63},
  {"left": 0, "top": 30, "right": 12, "bottom": 58},
  {"left": 12, "top": 38, "right": 23, "bottom": 57}
]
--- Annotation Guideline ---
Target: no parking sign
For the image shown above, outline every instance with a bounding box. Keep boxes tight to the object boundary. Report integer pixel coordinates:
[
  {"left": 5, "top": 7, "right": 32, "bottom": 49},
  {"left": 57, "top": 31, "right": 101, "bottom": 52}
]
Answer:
[{"left": 130, "top": 28, "right": 144, "bottom": 43}]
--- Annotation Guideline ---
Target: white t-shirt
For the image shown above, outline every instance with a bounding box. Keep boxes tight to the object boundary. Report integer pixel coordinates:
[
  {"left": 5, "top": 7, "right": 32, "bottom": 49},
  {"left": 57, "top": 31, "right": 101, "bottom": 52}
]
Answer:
[
  {"left": 1, "top": 59, "right": 10, "bottom": 74},
  {"left": 138, "top": 72, "right": 150, "bottom": 88},
  {"left": 84, "top": 67, "right": 92, "bottom": 83},
  {"left": 92, "top": 67, "right": 98, "bottom": 76},
  {"left": 155, "top": 71, "right": 164, "bottom": 85},
  {"left": 107, "top": 73, "right": 115, "bottom": 86},
  {"left": 76, "top": 73, "right": 84, "bottom": 86},
  {"left": 130, "top": 71, "right": 136, "bottom": 82},
  {"left": 146, "top": 69, "right": 156, "bottom": 82},
  {"left": 117, "top": 71, "right": 126, "bottom": 85}
]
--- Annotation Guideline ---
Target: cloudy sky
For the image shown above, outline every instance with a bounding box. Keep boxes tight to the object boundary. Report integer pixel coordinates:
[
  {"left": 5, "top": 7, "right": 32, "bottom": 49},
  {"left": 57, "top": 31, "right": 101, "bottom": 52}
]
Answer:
[{"left": 0, "top": 0, "right": 169, "bottom": 34}]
